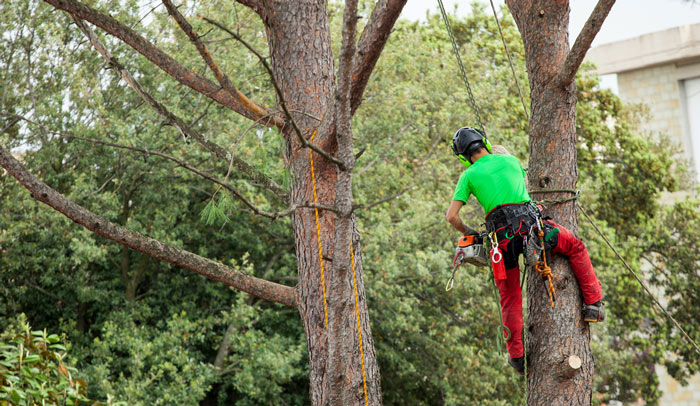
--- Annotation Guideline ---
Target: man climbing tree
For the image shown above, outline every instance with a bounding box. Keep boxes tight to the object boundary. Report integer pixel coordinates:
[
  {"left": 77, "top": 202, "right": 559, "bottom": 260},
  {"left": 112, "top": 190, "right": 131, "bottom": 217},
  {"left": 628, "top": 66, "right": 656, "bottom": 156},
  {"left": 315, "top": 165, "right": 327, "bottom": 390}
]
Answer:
[
  {"left": 445, "top": 126, "right": 604, "bottom": 376},
  {"left": 0, "top": 0, "right": 619, "bottom": 404}
]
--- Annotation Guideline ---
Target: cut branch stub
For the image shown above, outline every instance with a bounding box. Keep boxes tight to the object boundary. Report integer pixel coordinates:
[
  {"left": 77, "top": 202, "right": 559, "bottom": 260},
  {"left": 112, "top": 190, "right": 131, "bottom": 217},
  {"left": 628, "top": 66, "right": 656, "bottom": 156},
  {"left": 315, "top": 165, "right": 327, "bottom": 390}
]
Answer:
[{"left": 560, "top": 354, "right": 582, "bottom": 379}]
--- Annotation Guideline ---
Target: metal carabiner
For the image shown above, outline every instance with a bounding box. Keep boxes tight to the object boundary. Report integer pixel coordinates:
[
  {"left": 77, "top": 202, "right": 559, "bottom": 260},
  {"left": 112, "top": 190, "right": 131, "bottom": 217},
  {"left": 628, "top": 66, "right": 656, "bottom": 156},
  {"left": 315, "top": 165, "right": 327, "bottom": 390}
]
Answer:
[{"left": 491, "top": 247, "right": 503, "bottom": 264}]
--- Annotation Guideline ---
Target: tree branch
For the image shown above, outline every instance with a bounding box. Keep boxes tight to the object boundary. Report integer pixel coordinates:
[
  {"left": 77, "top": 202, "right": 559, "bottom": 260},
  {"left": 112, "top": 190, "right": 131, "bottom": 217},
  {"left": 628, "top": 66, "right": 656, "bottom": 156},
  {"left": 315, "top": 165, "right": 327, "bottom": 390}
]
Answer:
[
  {"left": 69, "top": 17, "right": 289, "bottom": 203},
  {"left": 44, "top": 0, "right": 282, "bottom": 126},
  {"left": 162, "top": 1, "right": 273, "bottom": 127},
  {"left": 557, "top": 0, "right": 615, "bottom": 87},
  {"left": 234, "top": 0, "right": 264, "bottom": 17},
  {"left": 0, "top": 145, "right": 297, "bottom": 307},
  {"left": 350, "top": 0, "right": 407, "bottom": 114},
  {"left": 201, "top": 17, "right": 348, "bottom": 170},
  {"left": 10, "top": 114, "right": 336, "bottom": 220}
]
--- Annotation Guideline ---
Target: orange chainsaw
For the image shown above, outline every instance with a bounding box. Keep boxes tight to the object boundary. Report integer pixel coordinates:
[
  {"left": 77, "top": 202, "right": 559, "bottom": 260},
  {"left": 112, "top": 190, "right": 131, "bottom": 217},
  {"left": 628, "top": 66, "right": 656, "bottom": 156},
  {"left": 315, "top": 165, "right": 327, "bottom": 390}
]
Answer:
[{"left": 446, "top": 233, "right": 488, "bottom": 291}]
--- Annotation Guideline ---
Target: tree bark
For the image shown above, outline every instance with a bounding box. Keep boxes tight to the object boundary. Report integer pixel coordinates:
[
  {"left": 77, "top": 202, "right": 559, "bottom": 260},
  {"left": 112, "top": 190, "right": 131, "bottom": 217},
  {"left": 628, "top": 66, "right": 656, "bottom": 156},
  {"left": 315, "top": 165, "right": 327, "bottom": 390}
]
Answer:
[
  {"left": 258, "top": 1, "right": 382, "bottom": 403},
  {"left": 505, "top": 1, "right": 604, "bottom": 405}
]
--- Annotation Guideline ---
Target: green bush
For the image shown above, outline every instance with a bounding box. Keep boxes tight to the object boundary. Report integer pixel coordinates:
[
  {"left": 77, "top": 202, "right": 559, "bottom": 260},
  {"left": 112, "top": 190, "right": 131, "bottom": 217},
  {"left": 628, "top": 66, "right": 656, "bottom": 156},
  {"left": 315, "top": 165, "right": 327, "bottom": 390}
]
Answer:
[{"left": 0, "top": 316, "right": 97, "bottom": 406}]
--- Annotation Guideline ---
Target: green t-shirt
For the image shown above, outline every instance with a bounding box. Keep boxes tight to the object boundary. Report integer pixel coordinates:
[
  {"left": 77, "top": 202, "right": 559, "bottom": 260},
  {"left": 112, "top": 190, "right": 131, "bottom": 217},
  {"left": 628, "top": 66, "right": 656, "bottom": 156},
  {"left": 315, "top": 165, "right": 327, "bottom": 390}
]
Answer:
[{"left": 452, "top": 154, "right": 531, "bottom": 215}]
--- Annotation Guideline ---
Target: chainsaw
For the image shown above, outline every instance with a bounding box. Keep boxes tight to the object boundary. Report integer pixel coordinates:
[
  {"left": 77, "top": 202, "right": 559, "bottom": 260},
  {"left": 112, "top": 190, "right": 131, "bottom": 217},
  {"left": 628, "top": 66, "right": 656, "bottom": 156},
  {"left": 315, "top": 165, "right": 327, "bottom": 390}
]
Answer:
[{"left": 446, "top": 233, "right": 489, "bottom": 291}]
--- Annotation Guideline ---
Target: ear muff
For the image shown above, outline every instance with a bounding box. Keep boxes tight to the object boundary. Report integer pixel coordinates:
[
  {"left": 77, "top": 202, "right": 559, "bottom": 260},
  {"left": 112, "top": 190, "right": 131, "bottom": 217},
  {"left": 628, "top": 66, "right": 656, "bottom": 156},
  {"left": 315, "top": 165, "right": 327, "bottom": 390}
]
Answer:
[
  {"left": 482, "top": 136, "right": 492, "bottom": 152},
  {"left": 458, "top": 154, "right": 472, "bottom": 168}
]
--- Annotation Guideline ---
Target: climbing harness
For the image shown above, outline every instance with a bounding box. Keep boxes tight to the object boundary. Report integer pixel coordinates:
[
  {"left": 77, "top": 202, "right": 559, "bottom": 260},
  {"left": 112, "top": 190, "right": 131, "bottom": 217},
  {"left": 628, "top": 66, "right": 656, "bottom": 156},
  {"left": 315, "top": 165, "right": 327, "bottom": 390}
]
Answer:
[{"left": 308, "top": 130, "right": 370, "bottom": 405}]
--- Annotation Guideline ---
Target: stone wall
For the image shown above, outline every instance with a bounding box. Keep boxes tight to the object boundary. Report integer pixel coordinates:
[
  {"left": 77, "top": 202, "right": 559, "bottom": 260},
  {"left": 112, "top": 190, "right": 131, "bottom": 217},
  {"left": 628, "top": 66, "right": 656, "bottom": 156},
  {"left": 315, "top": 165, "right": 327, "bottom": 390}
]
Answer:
[
  {"left": 616, "top": 64, "right": 688, "bottom": 158},
  {"left": 657, "top": 365, "right": 700, "bottom": 406}
]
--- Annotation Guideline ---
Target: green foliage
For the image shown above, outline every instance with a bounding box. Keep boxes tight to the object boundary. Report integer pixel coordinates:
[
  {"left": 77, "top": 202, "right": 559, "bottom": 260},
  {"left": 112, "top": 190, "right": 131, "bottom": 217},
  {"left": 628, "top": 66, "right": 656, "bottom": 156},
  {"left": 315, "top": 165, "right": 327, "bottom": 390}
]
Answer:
[
  {"left": 1, "top": 0, "right": 698, "bottom": 405},
  {"left": 0, "top": 315, "right": 98, "bottom": 406}
]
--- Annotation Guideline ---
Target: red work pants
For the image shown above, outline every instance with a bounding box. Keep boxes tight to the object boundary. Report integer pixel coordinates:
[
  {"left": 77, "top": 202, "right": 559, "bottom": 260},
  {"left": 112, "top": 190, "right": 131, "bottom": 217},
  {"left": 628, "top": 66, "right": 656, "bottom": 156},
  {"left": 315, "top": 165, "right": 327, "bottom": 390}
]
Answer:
[{"left": 494, "top": 220, "right": 603, "bottom": 358}]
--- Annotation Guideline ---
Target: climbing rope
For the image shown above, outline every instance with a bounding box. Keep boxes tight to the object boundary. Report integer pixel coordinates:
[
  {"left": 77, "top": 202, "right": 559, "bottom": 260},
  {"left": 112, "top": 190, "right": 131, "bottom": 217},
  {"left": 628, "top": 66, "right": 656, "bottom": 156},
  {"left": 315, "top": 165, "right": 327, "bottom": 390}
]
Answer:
[
  {"left": 309, "top": 130, "right": 329, "bottom": 331},
  {"left": 529, "top": 189, "right": 580, "bottom": 206},
  {"left": 491, "top": 278, "right": 510, "bottom": 354},
  {"left": 578, "top": 203, "right": 700, "bottom": 356},
  {"left": 437, "top": 0, "right": 487, "bottom": 135},
  {"left": 488, "top": 0, "right": 529, "bottom": 121},
  {"left": 308, "top": 130, "right": 370, "bottom": 404},
  {"left": 534, "top": 228, "right": 556, "bottom": 308}
]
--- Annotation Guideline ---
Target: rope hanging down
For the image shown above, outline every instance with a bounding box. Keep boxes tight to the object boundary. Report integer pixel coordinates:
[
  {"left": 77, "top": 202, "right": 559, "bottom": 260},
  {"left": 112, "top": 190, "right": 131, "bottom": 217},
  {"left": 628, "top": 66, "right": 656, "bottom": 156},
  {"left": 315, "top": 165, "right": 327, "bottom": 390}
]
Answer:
[
  {"left": 578, "top": 203, "right": 700, "bottom": 356},
  {"left": 529, "top": 190, "right": 699, "bottom": 354},
  {"left": 487, "top": 0, "right": 529, "bottom": 121},
  {"left": 309, "top": 130, "right": 329, "bottom": 331},
  {"left": 308, "top": 131, "right": 370, "bottom": 405},
  {"left": 437, "top": 0, "right": 486, "bottom": 135}
]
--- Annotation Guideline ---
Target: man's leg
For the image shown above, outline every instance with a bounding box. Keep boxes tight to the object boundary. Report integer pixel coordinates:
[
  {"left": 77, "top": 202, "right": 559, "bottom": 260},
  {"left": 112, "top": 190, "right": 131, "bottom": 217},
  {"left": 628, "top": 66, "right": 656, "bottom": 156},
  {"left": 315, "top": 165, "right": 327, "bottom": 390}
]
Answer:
[
  {"left": 495, "top": 265, "right": 524, "bottom": 359},
  {"left": 547, "top": 220, "right": 603, "bottom": 305}
]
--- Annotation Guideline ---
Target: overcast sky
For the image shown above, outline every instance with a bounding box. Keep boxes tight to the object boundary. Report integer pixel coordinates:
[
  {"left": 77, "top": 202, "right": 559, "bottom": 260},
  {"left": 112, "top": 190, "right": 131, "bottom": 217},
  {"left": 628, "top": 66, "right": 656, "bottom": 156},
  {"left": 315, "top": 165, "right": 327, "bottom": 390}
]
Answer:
[{"left": 401, "top": 0, "right": 700, "bottom": 47}]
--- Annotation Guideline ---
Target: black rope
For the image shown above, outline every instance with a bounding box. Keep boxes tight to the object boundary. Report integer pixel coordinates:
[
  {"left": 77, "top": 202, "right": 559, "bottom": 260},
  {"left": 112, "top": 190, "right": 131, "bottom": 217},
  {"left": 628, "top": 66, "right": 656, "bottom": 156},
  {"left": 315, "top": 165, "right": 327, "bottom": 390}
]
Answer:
[
  {"left": 437, "top": 0, "right": 486, "bottom": 135},
  {"left": 578, "top": 203, "right": 700, "bottom": 356}
]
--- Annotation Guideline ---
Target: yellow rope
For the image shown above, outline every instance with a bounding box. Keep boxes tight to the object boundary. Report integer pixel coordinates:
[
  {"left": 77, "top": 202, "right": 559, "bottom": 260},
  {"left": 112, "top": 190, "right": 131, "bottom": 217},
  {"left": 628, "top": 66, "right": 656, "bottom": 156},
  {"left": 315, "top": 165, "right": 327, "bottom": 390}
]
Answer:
[
  {"left": 309, "top": 130, "right": 329, "bottom": 331},
  {"left": 351, "top": 240, "right": 369, "bottom": 405},
  {"left": 309, "top": 130, "right": 368, "bottom": 403},
  {"left": 535, "top": 229, "right": 556, "bottom": 308}
]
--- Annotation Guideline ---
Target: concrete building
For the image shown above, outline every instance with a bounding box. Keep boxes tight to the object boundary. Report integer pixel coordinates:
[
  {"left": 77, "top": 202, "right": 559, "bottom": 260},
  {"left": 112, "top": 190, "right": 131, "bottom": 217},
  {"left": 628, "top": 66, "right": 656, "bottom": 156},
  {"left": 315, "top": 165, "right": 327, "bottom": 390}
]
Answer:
[
  {"left": 587, "top": 23, "right": 700, "bottom": 182},
  {"left": 587, "top": 24, "right": 700, "bottom": 406}
]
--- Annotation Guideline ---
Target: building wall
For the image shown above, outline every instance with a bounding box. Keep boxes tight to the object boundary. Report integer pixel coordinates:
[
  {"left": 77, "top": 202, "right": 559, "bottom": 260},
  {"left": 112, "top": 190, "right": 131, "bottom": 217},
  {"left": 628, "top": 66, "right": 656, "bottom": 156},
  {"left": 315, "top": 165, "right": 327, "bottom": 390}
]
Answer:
[
  {"left": 588, "top": 27, "right": 700, "bottom": 406},
  {"left": 657, "top": 365, "right": 700, "bottom": 406},
  {"left": 616, "top": 64, "right": 688, "bottom": 158}
]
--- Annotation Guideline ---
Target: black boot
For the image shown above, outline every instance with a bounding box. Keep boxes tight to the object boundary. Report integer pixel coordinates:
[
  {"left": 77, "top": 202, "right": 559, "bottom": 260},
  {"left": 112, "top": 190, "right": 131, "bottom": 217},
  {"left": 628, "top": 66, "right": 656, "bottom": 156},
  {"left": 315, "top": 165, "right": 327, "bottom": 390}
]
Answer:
[
  {"left": 583, "top": 300, "right": 605, "bottom": 322},
  {"left": 508, "top": 356, "right": 525, "bottom": 376}
]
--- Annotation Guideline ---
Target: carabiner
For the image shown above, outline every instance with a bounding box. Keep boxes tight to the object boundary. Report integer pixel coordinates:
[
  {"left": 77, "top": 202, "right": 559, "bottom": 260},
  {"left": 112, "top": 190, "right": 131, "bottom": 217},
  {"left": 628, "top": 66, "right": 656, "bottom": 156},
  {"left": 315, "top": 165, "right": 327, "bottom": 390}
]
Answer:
[{"left": 491, "top": 247, "right": 503, "bottom": 264}]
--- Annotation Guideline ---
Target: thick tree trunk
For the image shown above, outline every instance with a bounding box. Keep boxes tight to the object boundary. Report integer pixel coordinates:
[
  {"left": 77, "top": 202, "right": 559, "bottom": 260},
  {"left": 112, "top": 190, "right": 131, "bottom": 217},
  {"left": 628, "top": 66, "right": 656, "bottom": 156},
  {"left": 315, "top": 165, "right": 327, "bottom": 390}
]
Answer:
[
  {"left": 506, "top": 1, "right": 594, "bottom": 405},
  {"left": 261, "top": 1, "right": 381, "bottom": 404}
]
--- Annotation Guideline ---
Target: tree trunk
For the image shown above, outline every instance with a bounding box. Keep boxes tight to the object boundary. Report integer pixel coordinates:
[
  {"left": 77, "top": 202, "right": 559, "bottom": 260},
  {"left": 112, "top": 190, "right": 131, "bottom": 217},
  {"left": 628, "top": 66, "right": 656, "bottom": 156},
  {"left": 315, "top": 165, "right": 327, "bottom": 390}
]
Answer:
[
  {"left": 262, "top": 1, "right": 381, "bottom": 404},
  {"left": 506, "top": 1, "right": 594, "bottom": 405}
]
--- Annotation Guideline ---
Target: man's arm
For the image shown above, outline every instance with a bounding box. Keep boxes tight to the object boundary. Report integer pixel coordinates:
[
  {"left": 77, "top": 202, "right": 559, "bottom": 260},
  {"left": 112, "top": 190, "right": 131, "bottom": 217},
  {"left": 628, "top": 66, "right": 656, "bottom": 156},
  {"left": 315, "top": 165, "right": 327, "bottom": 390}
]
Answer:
[{"left": 445, "top": 200, "right": 477, "bottom": 235}]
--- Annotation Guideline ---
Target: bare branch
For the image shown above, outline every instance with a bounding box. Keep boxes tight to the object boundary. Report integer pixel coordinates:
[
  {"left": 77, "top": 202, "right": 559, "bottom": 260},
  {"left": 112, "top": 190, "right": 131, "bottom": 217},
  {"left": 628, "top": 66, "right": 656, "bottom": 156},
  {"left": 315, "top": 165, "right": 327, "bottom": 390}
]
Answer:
[
  {"left": 44, "top": 0, "right": 282, "bottom": 126},
  {"left": 354, "top": 185, "right": 414, "bottom": 211},
  {"left": 234, "top": 0, "right": 264, "bottom": 17},
  {"left": 69, "top": 17, "right": 289, "bottom": 202},
  {"left": 557, "top": 0, "right": 615, "bottom": 87},
  {"left": 350, "top": 0, "right": 407, "bottom": 114},
  {"left": 0, "top": 145, "right": 297, "bottom": 307},
  {"left": 10, "top": 115, "right": 336, "bottom": 220},
  {"left": 201, "top": 17, "right": 348, "bottom": 170},
  {"left": 162, "top": 1, "right": 270, "bottom": 126}
]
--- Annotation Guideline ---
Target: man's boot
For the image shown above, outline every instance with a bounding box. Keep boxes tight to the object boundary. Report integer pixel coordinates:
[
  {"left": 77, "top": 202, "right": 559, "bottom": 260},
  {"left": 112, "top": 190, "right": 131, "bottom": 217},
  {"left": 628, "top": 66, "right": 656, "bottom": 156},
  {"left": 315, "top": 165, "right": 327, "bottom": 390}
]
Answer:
[
  {"left": 508, "top": 356, "right": 525, "bottom": 376},
  {"left": 583, "top": 300, "right": 605, "bottom": 322}
]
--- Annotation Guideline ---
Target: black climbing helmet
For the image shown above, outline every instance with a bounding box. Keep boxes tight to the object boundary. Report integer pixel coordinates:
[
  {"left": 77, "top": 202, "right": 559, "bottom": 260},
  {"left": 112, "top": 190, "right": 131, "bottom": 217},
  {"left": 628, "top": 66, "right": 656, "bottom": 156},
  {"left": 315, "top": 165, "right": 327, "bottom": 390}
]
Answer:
[{"left": 451, "top": 127, "right": 492, "bottom": 168}]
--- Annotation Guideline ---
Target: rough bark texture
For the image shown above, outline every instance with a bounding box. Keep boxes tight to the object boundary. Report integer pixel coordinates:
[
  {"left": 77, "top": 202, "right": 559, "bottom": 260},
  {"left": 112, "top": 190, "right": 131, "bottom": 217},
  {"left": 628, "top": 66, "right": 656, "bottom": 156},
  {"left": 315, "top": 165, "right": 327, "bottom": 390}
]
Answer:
[
  {"left": 260, "top": 1, "right": 381, "bottom": 404},
  {"left": 505, "top": 1, "right": 602, "bottom": 405},
  {"left": 507, "top": 0, "right": 614, "bottom": 406}
]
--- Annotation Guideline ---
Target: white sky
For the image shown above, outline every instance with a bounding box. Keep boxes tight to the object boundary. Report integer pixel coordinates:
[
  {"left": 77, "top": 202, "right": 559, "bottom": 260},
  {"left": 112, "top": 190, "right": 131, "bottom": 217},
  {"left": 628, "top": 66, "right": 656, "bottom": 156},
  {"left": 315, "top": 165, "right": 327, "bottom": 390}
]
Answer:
[
  {"left": 401, "top": 0, "right": 700, "bottom": 47},
  {"left": 401, "top": 0, "right": 700, "bottom": 91}
]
